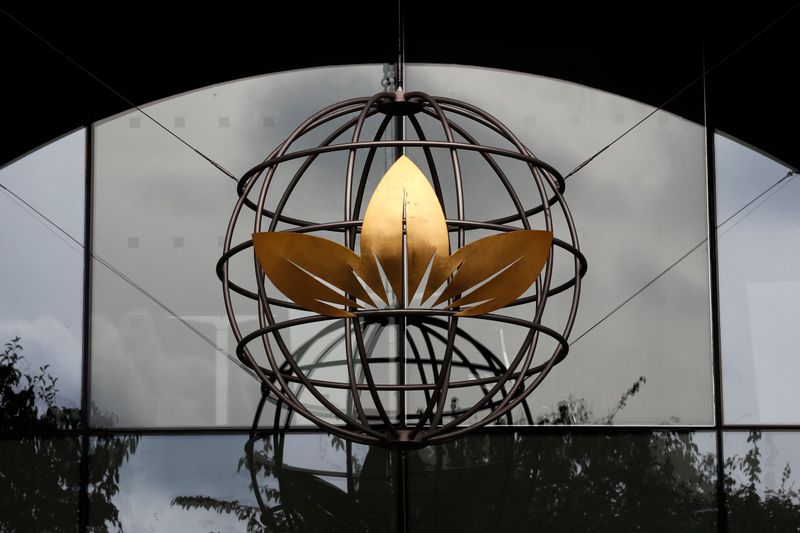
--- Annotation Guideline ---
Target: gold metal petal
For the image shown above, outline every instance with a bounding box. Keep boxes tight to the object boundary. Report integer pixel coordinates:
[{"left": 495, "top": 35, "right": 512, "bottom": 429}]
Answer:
[
  {"left": 252, "top": 232, "right": 375, "bottom": 318},
  {"left": 253, "top": 156, "right": 551, "bottom": 319},
  {"left": 431, "top": 230, "right": 553, "bottom": 316},
  {"left": 359, "top": 155, "right": 450, "bottom": 305}
]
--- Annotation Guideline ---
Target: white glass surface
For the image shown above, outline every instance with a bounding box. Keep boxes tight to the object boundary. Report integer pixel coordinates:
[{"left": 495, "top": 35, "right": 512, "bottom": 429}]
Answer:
[
  {"left": 91, "top": 66, "right": 384, "bottom": 427},
  {"left": 406, "top": 65, "right": 713, "bottom": 424},
  {"left": 716, "top": 133, "right": 800, "bottom": 424},
  {"left": 91, "top": 63, "right": 713, "bottom": 427},
  {"left": 0, "top": 130, "right": 85, "bottom": 414}
]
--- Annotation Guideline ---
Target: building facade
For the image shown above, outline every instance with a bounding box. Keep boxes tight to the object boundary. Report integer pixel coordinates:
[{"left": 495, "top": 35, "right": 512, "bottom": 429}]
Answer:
[{"left": 1, "top": 4, "right": 799, "bottom": 532}]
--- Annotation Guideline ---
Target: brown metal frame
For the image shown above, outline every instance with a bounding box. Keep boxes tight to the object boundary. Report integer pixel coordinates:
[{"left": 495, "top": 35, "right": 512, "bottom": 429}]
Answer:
[{"left": 217, "top": 89, "right": 586, "bottom": 446}]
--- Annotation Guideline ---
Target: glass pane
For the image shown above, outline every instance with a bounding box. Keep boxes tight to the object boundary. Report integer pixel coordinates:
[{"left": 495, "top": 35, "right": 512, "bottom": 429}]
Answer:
[
  {"left": 91, "top": 65, "right": 384, "bottom": 427},
  {"left": 408, "top": 431, "right": 717, "bottom": 531},
  {"left": 0, "top": 437, "right": 81, "bottom": 531},
  {"left": 0, "top": 130, "right": 85, "bottom": 429},
  {"left": 92, "top": 63, "right": 711, "bottom": 430},
  {"left": 716, "top": 133, "right": 799, "bottom": 424},
  {"left": 405, "top": 65, "right": 712, "bottom": 424},
  {"left": 724, "top": 431, "right": 800, "bottom": 531},
  {"left": 89, "top": 433, "right": 397, "bottom": 532}
]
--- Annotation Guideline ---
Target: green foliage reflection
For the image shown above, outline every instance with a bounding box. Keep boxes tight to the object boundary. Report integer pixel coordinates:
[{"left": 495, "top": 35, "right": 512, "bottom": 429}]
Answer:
[{"left": 0, "top": 337, "right": 139, "bottom": 532}]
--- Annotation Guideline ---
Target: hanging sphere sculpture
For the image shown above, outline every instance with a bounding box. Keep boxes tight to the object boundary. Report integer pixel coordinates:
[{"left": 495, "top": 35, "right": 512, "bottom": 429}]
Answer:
[{"left": 217, "top": 89, "right": 586, "bottom": 446}]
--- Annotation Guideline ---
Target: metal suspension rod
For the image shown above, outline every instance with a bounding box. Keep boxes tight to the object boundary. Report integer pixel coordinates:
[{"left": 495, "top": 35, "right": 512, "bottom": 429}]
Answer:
[{"left": 396, "top": 0, "right": 405, "bottom": 91}]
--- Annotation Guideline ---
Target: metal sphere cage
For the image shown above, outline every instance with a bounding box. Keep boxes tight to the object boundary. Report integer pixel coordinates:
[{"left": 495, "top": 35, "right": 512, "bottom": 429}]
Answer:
[{"left": 216, "top": 90, "right": 587, "bottom": 446}]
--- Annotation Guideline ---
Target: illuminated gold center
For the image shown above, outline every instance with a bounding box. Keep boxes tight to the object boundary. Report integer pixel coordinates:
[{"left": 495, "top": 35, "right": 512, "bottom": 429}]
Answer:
[{"left": 253, "top": 156, "right": 552, "bottom": 317}]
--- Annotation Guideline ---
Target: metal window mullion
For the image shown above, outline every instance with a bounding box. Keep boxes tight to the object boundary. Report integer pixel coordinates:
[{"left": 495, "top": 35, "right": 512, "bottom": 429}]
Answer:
[
  {"left": 78, "top": 122, "right": 94, "bottom": 533},
  {"left": 702, "top": 42, "right": 728, "bottom": 533}
]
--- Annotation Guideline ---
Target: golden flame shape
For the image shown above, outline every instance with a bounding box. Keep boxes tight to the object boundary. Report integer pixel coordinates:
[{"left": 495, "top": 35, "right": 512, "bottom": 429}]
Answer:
[{"left": 253, "top": 156, "right": 552, "bottom": 318}]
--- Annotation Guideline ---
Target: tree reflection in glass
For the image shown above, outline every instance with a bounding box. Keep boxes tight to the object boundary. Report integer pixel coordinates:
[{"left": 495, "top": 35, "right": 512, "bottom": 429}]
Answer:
[
  {"left": 0, "top": 337, "right": 139, "bottom": 532},
  {"left": 4, "top": 336, "right": 799, "bottom": 531},
  {"left": 173, "top": 396, "right": 800, "bottom": 532},
  {"left": 173, "top": 432, "right": 397, "bottom": 532},
  {"left": 725, "top": 431, "right": 800, "bottom": 532}
]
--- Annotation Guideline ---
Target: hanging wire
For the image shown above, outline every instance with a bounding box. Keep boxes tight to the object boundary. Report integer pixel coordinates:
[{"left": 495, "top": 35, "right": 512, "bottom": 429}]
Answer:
[
  {"left": 2, "top": 3, "right": 797, "bottom": 187},
  {"left": 0, "top": 8, "right": 237, "bottom": 182},
  {"left": 396, "top": 0, "right": 405, "bottom": 90},
  {"left": 569, "top": 168, "right": 797, "bottom": 347},
  {"left": 0, "top": 188, "right": 84, "bottom": 255},
  {"left": 1, "top": 1, "right": 798, "bottom": 366},
  {"left": 0, "top": 181, "right": 255, "bottom": 378},
  {"left": 563, "top": 1, "right": 800, "bottom": 180}
]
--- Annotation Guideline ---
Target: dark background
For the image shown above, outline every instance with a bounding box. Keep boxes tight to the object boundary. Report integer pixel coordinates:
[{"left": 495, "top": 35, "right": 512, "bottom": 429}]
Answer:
[{"left": 1, "top": 1, "right": 797, "bottom": 169}]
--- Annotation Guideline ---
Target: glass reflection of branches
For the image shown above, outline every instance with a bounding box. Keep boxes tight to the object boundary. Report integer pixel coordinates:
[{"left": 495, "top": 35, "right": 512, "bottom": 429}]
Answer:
[
  {"left": 1, "top": 337, "right": 139, "bottom": 532},
  {"left": 170, "top": 430, "right": 397, "bottom": 533},
  {"left": 171, "top": 390, "right": 799, "bottom": 532}
]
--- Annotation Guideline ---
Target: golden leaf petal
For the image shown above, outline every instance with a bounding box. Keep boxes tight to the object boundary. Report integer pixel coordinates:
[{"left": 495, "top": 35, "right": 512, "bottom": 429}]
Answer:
[
  {"left": 252, "top": 232, "right": 376, "bottom": 318},
  {"left": 431, "top": 230, "right": 553, "bottom": 317},
  {"left": 360, "top": 155, "right": 450, "bottom": 305},
  {"left": 253, "top": 157, "right": 551, "bottom": 319}
]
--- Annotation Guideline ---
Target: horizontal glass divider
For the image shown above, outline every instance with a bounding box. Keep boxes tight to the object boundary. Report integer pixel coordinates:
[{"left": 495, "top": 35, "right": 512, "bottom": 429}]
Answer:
[{"left": 20, "top": 424, "right": 800, "bottom": 438}]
